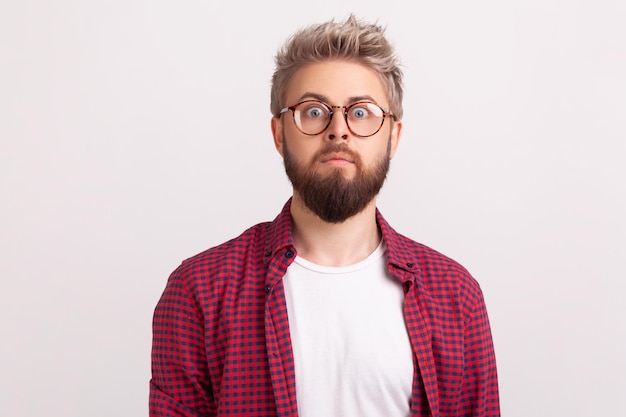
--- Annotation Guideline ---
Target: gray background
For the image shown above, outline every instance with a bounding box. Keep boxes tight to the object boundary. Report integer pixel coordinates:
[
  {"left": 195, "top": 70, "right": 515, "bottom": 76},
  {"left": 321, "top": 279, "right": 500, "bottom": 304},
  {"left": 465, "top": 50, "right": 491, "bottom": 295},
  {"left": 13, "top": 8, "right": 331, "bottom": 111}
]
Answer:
[{"left": 2, "top": 0, "right": 625, "bottom": 416}]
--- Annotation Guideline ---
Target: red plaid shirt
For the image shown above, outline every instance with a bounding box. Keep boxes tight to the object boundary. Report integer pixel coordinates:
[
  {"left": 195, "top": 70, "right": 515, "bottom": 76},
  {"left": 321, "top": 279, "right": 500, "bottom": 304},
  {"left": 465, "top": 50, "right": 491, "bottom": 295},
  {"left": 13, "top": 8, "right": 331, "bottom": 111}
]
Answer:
[{"left": 150, "top": 199, "right": 500, "bottom": 416}]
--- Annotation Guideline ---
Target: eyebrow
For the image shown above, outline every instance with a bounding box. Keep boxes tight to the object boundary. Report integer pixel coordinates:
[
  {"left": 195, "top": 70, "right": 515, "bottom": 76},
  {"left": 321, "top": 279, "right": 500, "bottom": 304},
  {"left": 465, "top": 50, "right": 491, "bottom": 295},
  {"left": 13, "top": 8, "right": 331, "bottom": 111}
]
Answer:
[{"left": 296, "top": 92, "right": 379, "bottom": 105}]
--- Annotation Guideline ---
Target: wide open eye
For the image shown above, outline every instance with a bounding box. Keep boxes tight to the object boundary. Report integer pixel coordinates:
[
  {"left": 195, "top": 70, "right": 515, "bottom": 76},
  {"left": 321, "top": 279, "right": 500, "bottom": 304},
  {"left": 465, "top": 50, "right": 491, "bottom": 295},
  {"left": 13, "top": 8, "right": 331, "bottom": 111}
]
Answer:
[
  {"left": 301, "top": 102, "right": 330, "bottom": 120},
  {"left": 349, "top": 104, "right": 370, "bottom": 119},
  {"left": 348, "top": 102, "right": 383, "bottom": 120}
]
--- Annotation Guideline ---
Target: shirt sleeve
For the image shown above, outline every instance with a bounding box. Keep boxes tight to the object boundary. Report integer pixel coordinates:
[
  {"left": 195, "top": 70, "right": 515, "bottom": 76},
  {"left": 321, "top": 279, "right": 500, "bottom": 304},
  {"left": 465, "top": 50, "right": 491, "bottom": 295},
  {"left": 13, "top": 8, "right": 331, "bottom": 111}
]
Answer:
[
  {"left": 459, "top": 287, "right": 500, "bottom": 416},
  {"left": 149, "top": 266, "right": 215, "bottom": 417}
]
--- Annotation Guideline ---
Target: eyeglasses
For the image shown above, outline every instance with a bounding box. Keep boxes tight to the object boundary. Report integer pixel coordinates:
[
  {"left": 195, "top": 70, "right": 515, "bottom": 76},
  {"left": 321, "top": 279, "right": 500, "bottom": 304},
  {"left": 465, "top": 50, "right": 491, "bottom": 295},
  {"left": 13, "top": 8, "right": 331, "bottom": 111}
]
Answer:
[{"left": 279, "top": 100, "right": 394, "bottom": 137}]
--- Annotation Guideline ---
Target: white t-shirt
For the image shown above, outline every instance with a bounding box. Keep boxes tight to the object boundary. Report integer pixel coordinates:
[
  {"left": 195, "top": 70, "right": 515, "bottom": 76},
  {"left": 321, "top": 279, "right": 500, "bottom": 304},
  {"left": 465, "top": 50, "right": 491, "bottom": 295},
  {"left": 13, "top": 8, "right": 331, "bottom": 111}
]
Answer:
[{"left": 282, "top": 242, "right": 414, "bottom": 417}]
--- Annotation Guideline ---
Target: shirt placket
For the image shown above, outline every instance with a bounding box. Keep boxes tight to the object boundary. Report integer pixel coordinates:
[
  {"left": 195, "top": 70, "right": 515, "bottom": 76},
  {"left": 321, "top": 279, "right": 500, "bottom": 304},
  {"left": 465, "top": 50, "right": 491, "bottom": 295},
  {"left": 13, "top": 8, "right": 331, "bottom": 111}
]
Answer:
[{"left": 264, "top": 247, "right": 299, "bottom": 417}]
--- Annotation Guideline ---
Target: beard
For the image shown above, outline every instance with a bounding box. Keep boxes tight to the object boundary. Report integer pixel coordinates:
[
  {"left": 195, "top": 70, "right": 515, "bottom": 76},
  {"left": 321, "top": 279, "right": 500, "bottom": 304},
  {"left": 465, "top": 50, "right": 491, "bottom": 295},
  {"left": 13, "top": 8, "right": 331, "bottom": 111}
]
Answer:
[{"left": 283, "top": 135, "right": 391, "bottom": 223}]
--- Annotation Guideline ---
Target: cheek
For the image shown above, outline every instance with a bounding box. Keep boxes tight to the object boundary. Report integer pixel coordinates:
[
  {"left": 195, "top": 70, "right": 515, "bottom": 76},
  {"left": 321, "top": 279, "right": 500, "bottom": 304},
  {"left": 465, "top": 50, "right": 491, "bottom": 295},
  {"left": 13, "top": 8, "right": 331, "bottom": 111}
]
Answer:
[
  {"left": 285, "top": 126, "right": 316, "bottom": 150},
  {"left": 283, "top": 134, "right": 318, "bottom": 163},
  {"left": 362, "top": 143, "right": 388, "bottom": 163}
]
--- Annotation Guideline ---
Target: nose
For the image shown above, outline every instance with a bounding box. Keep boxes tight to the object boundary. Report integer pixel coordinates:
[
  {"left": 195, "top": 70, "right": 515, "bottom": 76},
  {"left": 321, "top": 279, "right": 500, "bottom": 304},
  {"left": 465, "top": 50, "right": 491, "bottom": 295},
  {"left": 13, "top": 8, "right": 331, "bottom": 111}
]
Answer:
[{"left": 326, "top": 107, "right": 350, "bottom": 140}]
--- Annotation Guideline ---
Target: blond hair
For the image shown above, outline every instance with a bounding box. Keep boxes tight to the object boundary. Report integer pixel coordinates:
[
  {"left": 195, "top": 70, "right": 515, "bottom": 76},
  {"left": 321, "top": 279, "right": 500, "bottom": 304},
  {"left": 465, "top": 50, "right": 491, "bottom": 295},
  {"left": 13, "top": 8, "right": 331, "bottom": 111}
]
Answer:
[{"left": 270, "top": 15, "right": 404, "bottom": 120}]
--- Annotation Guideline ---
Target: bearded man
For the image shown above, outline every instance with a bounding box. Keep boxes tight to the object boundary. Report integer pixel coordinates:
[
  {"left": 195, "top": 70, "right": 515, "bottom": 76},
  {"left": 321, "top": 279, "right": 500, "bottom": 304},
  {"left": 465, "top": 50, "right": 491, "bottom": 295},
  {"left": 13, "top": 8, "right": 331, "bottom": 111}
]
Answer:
[{"left": 150, "top": 15, "right": 500, "bottom": 417}]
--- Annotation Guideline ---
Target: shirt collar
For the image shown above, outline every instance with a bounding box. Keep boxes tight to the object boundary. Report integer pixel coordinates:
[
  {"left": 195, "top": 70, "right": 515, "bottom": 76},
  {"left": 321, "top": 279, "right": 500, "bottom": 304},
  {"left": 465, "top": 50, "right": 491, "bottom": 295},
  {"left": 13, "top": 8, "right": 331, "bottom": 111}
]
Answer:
[
  {"left": 262, "top": 199, "right": 296, "bottom": 264},
  {"left": 263, "top": 198, "right": 421, "bottom": 287},
  {"left": 376, "top": 208, "right": 422, "bottom": 287}
]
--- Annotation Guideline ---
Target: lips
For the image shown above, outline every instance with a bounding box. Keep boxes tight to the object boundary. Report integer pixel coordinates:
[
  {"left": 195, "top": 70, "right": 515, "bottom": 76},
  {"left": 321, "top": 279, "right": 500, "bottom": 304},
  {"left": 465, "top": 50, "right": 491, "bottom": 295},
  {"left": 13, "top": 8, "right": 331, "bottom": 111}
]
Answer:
[{"left": 320, "top": 152, "right": 355, "bottom": 163}]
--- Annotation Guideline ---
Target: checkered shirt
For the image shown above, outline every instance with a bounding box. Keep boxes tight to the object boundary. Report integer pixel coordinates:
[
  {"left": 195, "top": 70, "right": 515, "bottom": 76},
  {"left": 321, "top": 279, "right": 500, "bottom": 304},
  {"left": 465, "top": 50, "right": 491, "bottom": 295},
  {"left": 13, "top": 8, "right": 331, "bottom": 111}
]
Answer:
[{"left": 150, "top": 199, "right": 500, "bottom": 416}]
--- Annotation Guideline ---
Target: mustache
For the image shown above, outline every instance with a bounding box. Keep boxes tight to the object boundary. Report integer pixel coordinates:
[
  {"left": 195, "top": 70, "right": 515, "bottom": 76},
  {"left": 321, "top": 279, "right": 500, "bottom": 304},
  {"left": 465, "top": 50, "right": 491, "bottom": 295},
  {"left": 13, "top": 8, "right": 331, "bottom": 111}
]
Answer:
[{"left": 314, "top": 143, "right": 359, "bottom": 161}]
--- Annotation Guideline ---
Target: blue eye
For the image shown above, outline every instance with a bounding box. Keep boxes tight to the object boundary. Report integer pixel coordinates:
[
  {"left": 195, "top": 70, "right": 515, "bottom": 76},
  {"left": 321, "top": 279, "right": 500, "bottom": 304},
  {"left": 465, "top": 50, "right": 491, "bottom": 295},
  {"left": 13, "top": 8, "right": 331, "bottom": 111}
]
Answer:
[
  {"left": 303, "top": 105, "right": 327, "bottom": 119},
  {"left": 349, "top": 104, "right": 373, "bottom": 119}
]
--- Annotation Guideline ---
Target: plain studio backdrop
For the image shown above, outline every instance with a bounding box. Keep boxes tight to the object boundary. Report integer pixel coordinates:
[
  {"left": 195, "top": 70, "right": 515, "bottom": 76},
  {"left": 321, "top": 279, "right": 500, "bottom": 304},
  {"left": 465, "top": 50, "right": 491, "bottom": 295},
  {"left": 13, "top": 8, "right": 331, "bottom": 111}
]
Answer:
[{"left": 1, "top": 0, "right": 624, "bottom": 416}]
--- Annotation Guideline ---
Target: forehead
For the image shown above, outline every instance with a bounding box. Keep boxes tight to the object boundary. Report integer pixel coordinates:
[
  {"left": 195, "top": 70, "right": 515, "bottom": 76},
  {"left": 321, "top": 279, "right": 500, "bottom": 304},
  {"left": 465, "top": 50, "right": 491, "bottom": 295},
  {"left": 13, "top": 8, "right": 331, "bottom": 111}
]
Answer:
[{"left": 285, "top": 60, "right": 389, "bottom": 106}]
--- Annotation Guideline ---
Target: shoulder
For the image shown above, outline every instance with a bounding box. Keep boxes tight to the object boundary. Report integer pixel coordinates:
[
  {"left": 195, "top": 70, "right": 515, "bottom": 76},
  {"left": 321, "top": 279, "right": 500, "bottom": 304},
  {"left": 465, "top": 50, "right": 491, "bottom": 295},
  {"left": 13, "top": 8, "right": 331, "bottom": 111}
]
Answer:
[
  {"left": 380, "top": 213, "right": 483, "bottom": 306},
  {"left": 179, "top": 221, "right": 271, "bottom": 273},
  {"left": 397, "top": 233, "right": 478, "bottom": 288},
  {"left": 391, "top": 231, "right": 486, "bottom": 323},
  {"left": 165, "top": 200, "right": 294, "bottom": 292},
  {"left": 378, "top": 212, "right": 475, "bottom": 284},
  {"left": 162, "top": 221, "right": 272, "bottom": 295}
]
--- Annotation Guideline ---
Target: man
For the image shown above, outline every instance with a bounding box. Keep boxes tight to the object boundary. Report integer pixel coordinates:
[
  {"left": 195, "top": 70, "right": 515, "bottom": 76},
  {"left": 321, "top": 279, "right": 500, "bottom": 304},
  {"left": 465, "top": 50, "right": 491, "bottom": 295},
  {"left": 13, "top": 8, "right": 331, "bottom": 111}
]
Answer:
[{"left": 150, "top": 15, "right": 500, "bottom": 417}]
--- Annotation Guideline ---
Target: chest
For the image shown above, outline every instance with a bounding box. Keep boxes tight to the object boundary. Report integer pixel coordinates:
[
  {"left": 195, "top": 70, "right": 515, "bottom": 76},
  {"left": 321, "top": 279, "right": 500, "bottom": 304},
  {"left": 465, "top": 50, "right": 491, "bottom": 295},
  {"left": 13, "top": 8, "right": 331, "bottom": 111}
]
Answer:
[{"left": 282, "top": 257, "right": 414, "bottom": 417}]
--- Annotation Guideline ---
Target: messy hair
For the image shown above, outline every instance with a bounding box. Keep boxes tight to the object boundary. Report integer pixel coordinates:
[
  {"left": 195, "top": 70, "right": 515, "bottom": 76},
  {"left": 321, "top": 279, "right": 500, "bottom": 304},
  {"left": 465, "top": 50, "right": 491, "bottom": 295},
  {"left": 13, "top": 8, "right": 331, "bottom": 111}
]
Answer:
[{"left": 270, "top": 15, "right": 404, "bottom": 120}]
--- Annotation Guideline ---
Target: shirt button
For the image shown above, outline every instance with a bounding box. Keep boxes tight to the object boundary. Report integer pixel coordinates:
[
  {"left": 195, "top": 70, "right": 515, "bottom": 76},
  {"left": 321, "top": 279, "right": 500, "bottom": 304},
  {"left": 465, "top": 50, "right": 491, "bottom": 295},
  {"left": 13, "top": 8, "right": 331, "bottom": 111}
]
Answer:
[
  {"left": 285, "top": 250, "right": 294, "bottom": 258},
  {"left": 265, "top": 285, "right": 271, "bottom": 293},
  {"left": 406, "top": 262, "right": 414, "bottom": 268}
]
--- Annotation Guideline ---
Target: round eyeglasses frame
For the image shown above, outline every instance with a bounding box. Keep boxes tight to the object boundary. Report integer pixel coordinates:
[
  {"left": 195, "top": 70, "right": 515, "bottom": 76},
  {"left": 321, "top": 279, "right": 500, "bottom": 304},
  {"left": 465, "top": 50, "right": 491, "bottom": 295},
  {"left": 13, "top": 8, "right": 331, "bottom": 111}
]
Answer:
[{"left": 279, "top": 99, "right": 395, "bottom": 138}]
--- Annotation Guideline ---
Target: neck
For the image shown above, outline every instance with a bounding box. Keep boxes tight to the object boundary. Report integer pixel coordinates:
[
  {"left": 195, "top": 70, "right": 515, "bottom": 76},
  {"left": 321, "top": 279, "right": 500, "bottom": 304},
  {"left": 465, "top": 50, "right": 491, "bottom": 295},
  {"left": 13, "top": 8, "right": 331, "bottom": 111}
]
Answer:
[{"left": 289, "top": 193, "right": 381, "bottom": 267}]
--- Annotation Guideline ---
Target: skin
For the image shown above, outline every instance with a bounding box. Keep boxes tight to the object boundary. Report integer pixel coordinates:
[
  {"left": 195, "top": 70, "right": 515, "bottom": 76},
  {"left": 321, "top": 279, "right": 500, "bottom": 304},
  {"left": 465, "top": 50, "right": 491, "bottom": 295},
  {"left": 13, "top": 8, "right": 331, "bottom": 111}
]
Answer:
[{"left": 271, "top": 59, "right": 403, "bottom": 266}]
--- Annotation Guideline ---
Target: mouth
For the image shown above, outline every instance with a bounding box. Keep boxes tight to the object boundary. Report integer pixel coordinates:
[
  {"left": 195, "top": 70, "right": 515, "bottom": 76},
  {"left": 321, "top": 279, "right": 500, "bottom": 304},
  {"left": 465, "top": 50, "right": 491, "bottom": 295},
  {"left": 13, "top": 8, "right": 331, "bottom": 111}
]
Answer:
[{"left": 320, "top": 152, "right": 355, "bottom": 164}]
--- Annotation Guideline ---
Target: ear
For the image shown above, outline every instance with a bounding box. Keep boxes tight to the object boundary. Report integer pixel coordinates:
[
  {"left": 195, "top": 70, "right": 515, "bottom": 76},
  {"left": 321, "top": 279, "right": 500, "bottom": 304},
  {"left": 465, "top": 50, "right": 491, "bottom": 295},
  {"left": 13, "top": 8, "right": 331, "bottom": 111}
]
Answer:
[
  {"left": 271, "top": 117, "right": 284, "bottom": 157},
  {"left": 388, "top": 120, "right": 402, "bottom": 159}
]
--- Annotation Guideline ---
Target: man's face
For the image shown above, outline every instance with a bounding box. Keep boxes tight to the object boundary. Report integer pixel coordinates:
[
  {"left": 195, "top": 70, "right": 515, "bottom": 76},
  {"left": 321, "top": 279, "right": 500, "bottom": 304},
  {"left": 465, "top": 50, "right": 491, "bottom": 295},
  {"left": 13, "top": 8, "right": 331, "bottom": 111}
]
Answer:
[{"left": 271, "top": 60, "right": 402, "bottom": 223}]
